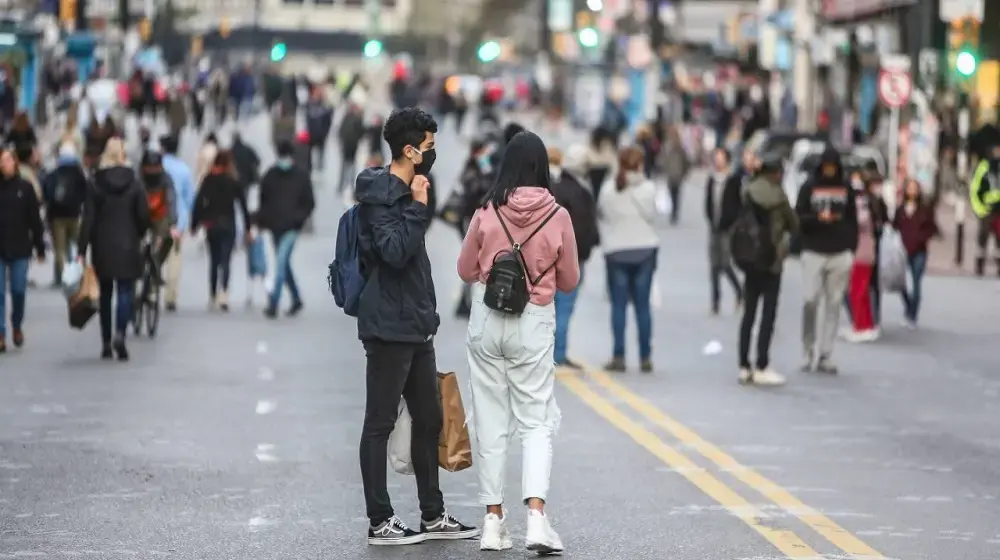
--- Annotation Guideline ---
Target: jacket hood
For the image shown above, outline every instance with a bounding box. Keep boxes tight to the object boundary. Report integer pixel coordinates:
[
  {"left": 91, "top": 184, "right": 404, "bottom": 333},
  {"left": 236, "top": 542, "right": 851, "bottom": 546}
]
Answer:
[
  {"left": 746, "top": 175, "right": 787, "bottom": 209},
  {"left": 815, "top": 147, "right": 843, "bottom": 185},
  {"left": 95, "top": 166, "right": 135, "bottom": 194},
  {"left": 355, "top": 166, "right": 411, "bottom": 206},
  {"left": 496, "top": 186, "right": 557, "bottom": 229}
]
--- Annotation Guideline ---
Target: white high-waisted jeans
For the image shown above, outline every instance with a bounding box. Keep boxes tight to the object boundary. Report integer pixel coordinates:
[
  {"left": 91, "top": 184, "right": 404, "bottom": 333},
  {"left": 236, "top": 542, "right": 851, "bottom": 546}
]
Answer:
[{"left": 467, "top": 283, "right": 562, "bottom": 506}]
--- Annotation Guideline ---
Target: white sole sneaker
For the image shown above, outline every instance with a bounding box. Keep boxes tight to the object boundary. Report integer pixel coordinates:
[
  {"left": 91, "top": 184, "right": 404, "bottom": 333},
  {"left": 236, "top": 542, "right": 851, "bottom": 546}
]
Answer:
[
  {"left": 525, "top": 511, "right": 564, "bottom": 555},
  {"left": 480, "top": 512, "right": 513, "bottom": 551}
]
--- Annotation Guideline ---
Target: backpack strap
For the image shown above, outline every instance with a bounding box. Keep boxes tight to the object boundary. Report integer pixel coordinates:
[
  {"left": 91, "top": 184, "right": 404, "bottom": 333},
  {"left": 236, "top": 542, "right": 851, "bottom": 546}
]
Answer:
[{"left": 492, "top": 204, "right": 562, "bottom": 286}]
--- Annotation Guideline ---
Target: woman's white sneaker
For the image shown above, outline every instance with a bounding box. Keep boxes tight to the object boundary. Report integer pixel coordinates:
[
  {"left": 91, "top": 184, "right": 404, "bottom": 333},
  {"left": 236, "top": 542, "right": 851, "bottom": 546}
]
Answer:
[
  {"left": 525, "top": 510, "right": 563, "bottom": 555},
  {"left": 480, "top": 512, "right": 513, "bottom": 551}
]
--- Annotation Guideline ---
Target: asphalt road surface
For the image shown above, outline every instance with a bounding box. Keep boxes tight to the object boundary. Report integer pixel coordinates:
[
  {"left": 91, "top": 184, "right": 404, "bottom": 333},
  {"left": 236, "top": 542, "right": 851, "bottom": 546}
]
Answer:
[{"left": 2, "top": 112, "right": 999, "bottom": 560}]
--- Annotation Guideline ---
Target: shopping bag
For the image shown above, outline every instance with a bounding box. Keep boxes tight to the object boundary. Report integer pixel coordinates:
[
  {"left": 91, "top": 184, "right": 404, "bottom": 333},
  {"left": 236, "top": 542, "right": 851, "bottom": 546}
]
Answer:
[
  {"left": 388, "top": 400, "right": 414, "bottom": 475},
  {"left": 655, "top": 183, "right": 673, "bottom": 216},
  {"left": 437, "top": 371, "right": 473, "bottom": 472},
  {"left": 879, "top": 228, "right": 908, "bottom": 293},
  {"left": 61, "top": 261, "right": 83, "bottom": 300},
  {"left": 68, "top": 266, "right": 99, "bottom": 329}
]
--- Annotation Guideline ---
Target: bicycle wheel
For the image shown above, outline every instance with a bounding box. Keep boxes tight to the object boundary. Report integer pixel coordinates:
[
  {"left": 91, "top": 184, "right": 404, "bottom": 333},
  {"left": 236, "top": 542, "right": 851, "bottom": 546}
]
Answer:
[
  {"left": 133, "top": 278, "right": 146, "bottom": 336},
  {"left": 146, "top": 285, "right": 161, "bottom": 337}
]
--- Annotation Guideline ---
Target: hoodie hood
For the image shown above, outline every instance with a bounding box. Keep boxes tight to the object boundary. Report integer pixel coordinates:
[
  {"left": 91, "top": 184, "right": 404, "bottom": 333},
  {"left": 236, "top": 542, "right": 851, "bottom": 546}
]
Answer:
[
  {"left": 355, "top": 166, "right": 412, "bottom": 206},
  {"left": 814, "top": 146, "right": 843, "bottom": 185},
  {"left": 746, "top": 175, "right": 787, "bottom": 209},
  {"left": 95, "top": 166, "right": 136, "bottom": 194},
  {"left": 497, "top": 186, "right": 557, "bottom": 229}
]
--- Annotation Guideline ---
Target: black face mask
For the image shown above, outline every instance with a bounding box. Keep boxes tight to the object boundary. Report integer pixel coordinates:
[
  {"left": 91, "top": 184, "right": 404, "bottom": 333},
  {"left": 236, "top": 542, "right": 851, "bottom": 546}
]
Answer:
[{"left": 413, "top": 148, "right": 436, "bottom": 175}]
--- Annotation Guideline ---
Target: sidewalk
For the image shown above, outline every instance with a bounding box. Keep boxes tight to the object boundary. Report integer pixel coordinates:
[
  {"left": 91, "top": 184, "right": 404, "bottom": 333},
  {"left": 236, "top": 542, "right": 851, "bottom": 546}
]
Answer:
[{"left": 927, "top": 205, "right": 984, "bottom": 277}]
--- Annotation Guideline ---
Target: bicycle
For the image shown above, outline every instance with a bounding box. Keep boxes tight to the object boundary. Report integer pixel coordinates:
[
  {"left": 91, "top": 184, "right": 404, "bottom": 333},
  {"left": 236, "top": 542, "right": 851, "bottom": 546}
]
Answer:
[{"left": 133, "top": 236, "right": 169, "bottom": 338}]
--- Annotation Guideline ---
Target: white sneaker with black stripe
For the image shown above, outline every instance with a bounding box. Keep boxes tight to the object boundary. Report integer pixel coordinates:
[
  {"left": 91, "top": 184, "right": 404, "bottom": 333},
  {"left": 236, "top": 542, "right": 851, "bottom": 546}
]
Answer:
[
  {"left": 420, "top": 511, "right": 480, "bottom": 540},
  {"left": 367, "top": 516, "right": 426, "bottom": 546}
]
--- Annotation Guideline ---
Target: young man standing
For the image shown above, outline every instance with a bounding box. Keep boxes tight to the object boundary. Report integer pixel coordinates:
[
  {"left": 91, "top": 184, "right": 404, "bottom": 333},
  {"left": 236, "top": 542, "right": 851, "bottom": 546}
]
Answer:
[{"left": 355, "top": 108, "right": 478, "bottom": 545}]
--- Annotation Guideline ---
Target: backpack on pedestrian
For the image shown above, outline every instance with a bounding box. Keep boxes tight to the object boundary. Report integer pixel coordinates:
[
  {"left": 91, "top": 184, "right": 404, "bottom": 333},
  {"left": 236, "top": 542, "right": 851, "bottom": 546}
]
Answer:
[
  {"left": 482, "top": 204, "right": 560, "bottom": 315},
  {"left": 729, "top": 195, "right": 776, "bottom": 273},
  {"left": 329, "top": 204, "right": 366, "bottom": 316}
]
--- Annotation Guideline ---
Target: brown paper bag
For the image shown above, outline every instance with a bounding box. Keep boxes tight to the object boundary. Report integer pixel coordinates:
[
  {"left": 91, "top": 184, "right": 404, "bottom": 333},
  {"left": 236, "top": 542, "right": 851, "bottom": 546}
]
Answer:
[
  {"left": 437, "top": 371, "right": 473, "bottom": 472},
  {"left": 68, "top": 266, "right": 99, "bottom": 330}
]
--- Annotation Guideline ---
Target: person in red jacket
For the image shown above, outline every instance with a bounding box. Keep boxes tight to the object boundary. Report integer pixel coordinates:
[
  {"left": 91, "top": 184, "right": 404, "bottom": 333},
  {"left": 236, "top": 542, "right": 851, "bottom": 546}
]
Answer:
[{"left": 893, "top": 178, "right": 939, "bottom": 326}]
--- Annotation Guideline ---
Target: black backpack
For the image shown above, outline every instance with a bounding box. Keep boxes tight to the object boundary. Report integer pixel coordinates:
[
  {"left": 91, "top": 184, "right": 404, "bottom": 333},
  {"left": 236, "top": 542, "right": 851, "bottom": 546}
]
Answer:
[
  {"left": 483, "top": 204, "right": 561, "bottom": 315},
  {"left": 729, "top": 195, "right": 776, "bottom": 273}
]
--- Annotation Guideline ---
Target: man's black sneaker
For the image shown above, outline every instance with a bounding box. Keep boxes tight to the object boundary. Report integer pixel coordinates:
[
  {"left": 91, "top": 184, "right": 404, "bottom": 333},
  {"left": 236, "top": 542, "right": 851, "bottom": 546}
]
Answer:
[
  {"left": 368, "top": 516, "right": 426, "bottom": 546},
  {"left": 286, "top": 301, "right": 304, "bottom": 317},
  {"left": 263, "top": 307, "right": 278, "bottom": 319},
  {"left": 420, "top": 512, "right": 480, "bottom": 540}
]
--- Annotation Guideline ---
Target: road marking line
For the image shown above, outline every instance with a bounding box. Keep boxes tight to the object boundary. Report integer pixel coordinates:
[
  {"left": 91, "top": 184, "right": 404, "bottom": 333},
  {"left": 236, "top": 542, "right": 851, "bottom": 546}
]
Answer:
[
  {"left": 256, "top": 341, "right": 268, "bottom": 354},
  {"left": 255, "top": 400, "right": 276, "bottom": 415},
  {"left": 255, "top": 443, "right": 278, "bottom": 463},
  {"left": 557, "top": 373, "right": 820, "bottom": 558},
  {"left": 584, "top": 368, "right": 885, "bottom": 558},
  {"left": 257, "top": 366, "right": 275, "bottom": 381}
]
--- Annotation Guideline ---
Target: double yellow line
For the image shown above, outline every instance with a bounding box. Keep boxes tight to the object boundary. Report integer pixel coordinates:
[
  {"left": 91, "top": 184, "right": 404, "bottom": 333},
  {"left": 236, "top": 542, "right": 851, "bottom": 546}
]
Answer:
[{"left": 557, "top": 367, "right": 885, "bottom": 559}]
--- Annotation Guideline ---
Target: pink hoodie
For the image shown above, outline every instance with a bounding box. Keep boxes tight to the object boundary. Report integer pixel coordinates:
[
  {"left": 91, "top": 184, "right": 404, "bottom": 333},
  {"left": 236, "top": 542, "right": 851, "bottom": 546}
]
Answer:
[{"left": 458, "top": 187, "right": 580, "bottom": 306}]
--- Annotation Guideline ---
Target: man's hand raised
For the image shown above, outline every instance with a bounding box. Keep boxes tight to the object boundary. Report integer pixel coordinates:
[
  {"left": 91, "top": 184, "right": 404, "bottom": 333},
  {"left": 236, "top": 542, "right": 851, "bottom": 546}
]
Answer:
[{"left": 411, "top": 175, "right": 430, "bottom": 205}]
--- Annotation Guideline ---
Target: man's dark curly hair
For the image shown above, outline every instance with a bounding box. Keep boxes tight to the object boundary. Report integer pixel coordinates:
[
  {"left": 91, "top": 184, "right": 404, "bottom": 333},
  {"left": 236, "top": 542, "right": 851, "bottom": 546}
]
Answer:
[{"left": 383, "top": 107, "right": 438, "bottom": 160}]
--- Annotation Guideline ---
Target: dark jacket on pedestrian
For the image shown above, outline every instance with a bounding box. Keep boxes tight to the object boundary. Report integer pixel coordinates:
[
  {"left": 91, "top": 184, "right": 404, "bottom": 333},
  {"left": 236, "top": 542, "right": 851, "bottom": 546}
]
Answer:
[
  {"left": 705, "top": 169, "right": 735, "bottom": 233},
  {"left": 232, "top": 136, "right": 261, "bottom": 186},
  {"left": 552, "top": 170, "right": 599, "bottom": 263},
  {"left": 355, "top": 166, "right": 439, "bottom": 343},
  {"left": 43, "top": 158, "right": 89, "bottom": 219},
  {"left": 305, "top": 99, "right": 333, "bottom": 145},
  {"left": 742, "top": 173, "right": 799, "bottom": 273},
  {"left": 339, "top": 108, "right": 366, "bottom": 157},
  {"left": 893, "top": 200, "right": 939, "bottom": 256},
  {"left": 795, "top": 147, "right": 858, "bottom": 254},
  {"left": 191, "top": 171, "right": 250, "bottom": 233},
  {"left": 257, "top": 164, "right": 315, "bottom": 240},
  {"left": 0, "top": 173, "right": 45, "bottom": 261},
  {"left": 78, "top": 166, "right": 149, "bottom": 280},
  {"left": 717, "top": 167, "right": 750, "bottom": 231}
]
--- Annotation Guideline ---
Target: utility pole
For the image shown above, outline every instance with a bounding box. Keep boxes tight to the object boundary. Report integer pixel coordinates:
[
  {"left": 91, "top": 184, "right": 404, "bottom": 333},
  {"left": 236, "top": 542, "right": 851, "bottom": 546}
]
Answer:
[
  {"left": 252, "top": 0, "right": 262, "bottom": 63},
  {"left": 793, "top": 0, "right": 817, "bottom": 130},
  {"left": 118, "top": 0, "right": 129, "bottom": 32},
  {"left": 541, "top": 0, "right": 552, "bottom": 56}
]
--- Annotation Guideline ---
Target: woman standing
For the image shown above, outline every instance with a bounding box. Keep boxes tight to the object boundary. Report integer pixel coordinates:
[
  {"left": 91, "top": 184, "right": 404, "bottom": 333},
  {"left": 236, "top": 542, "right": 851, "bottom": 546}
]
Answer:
[
  {"left": 661, "top": 125, "right": 691, "bottom": 225},
  {"left": 457, "top": 131, "right": 579, "bottom": 554},
  {"left": 894, "top": 178, "right": 938, "bottom": 327},
  {"left": 192, "top": 151, "right": 249, "bottom": 312},
  {"left": 704, "top": 147, "right": 742, "bottom": 314},
  {"left": 599, "top": 146, "right": 659, "bottom": 372},
  {"left": 78, "top": 138, "right": 149, "bottom": 361},
  {"left": 0, "top": 148, "right": 45, "bottom": 353}
]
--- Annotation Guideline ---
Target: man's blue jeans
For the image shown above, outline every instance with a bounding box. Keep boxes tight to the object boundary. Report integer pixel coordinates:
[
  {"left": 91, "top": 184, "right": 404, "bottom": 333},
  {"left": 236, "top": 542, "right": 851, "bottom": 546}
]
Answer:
[
  {"left": 900, "top": 251, "right": 928, "bottom": 322},
  {"left": 0, "top": 258, "right": 29, "bottom": 337},
  {"left": 553, "top": 270, "right": 583, "bottom": 364},
  {"left": 606, "top": 253, "right": 657, "bottom": 360},
  {"left": 269, "top": 231, "right": 301, "bottom": 310}
]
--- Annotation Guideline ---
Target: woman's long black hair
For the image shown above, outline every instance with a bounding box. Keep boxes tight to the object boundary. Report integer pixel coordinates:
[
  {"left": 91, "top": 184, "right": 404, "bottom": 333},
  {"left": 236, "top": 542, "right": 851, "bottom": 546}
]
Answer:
[{"left": 481, "top": 130, "right": 551, "bottom": 209}]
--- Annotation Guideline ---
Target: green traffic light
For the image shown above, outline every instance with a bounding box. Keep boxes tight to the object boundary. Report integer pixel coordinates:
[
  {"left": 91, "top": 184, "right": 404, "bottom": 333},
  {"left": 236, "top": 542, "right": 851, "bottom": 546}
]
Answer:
[
  {"left": 957, "top": 50, "right": 977, "bottom": 76},
  {"left": 578, "top": 27, "right": 599, "bottom": 48},
  {"left": 364, "top": 39, "right": 383, "bottom": 58},
  {"left": 270, "top": 42, "right": 287, "bottom": 62},
  {"left": 478, "top": 40, "right": 500, "bottom": 62}
]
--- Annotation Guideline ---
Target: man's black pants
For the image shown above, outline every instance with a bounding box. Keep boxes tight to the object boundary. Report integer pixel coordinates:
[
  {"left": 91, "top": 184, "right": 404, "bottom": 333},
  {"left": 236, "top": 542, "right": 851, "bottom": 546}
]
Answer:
[
  {"left": 739, "top": 270, "right": 781, "bottom": 369},
  {"left": 360, "top": 339, "right": 444, "bottom": 525}
]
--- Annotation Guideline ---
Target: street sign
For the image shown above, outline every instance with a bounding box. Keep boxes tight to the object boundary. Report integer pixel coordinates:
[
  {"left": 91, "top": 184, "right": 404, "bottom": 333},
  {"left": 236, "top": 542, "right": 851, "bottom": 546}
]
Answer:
[{"left": 878, "top": 68, "right": 912, "bottom": 107}]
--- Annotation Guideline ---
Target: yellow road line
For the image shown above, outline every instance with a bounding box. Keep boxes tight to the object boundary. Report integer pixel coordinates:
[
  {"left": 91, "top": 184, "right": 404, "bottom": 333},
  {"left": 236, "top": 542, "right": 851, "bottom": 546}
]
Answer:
[
  {"left": 584, "top": 368, "right": 885, "bottom": 558},
  {"left": 557, "top": 373, "right": 821, "bottom": 558}
]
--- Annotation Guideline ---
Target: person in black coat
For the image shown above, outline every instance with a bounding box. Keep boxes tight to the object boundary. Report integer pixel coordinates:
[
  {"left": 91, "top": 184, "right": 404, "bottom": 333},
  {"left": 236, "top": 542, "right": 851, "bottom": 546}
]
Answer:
[
  {"left": 191, "top": 150, "right": 250, "bottom": 312},
  {"left": 43, "top": 144, "right": 89, "bottom": 285},
  {"left": 257, "top": 141, "right": 315, "bottom": 318},
  {"left": 704, "top": 147, "right": 743, "bottom": 314},
  {"left": 231, "top": 133, "right": 261, "bottom": 189},
  {"left": 0, "top": 148, "right": 45, "bottom": 353},
  {"left": 77, "top": 138, "right": 150, "bottom": 361}
]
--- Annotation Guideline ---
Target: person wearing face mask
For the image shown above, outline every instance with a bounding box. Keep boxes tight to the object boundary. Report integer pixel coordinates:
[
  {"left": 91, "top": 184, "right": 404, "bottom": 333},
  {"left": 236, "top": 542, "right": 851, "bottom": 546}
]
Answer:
[
  {"left": 256, "top": 140, "right": 315, "bottom": 319},
  {"left": 139, "top": 150, "right": 180, "bottom": 282},
  {"left": 704, "top": 147, "right": 743, "bottom": 315},
  {"left": 355, "top": 107, "right": 478, "bottom": 546},
  {"left": 450, "top": 138, "right": 494, "bottom": 317}
]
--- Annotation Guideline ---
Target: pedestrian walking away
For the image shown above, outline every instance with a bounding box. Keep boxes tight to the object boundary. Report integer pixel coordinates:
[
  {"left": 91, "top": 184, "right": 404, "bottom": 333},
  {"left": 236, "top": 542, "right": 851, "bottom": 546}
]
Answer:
[
  {"left": 77, "top": 138, "right": 150, "bottom": 361},
  {"left": 598, "top": 145, "right": 660, "bottom": 373},
  {"left": 457, "top": 130, "right": 578, "bottom": 553},
  {"left": 0, "top": 147, "right": 46, "bottom": 353},
  {"left": 191, "top": 151, "right": 250, "bottom": 312},
  {"left": 354, "top": 107, "right": 477, "bottom": 546},
  {"left": 257, "top": 140, "right": 315, "bottom": 319},
  {"left": 42, "top": 143, "right": 88, "bottom": 286},
  {"left": 795, "top": 147, "right": 858, "bottom": 374},
  {"left": 160, "top": 135, "right": 196, "bottom": 312}
]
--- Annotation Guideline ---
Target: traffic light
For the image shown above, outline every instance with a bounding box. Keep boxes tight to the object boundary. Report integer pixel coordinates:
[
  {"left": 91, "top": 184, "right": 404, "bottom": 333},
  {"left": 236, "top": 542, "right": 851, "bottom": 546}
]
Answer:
[
  {"left": 270, "top": 42, "right": 287, "bottom": 62},
  {"left": 364, "top": 39, "right": 382, "bottom": 58},
  {"left": 478, "top": 40, "right": 500, "bottom": 63},
  {"left": 578, "top": 27, "right": 599, "bottom": 48},
  {"left": 957, "top": 49, "right": 977, "bottom": 77}
]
